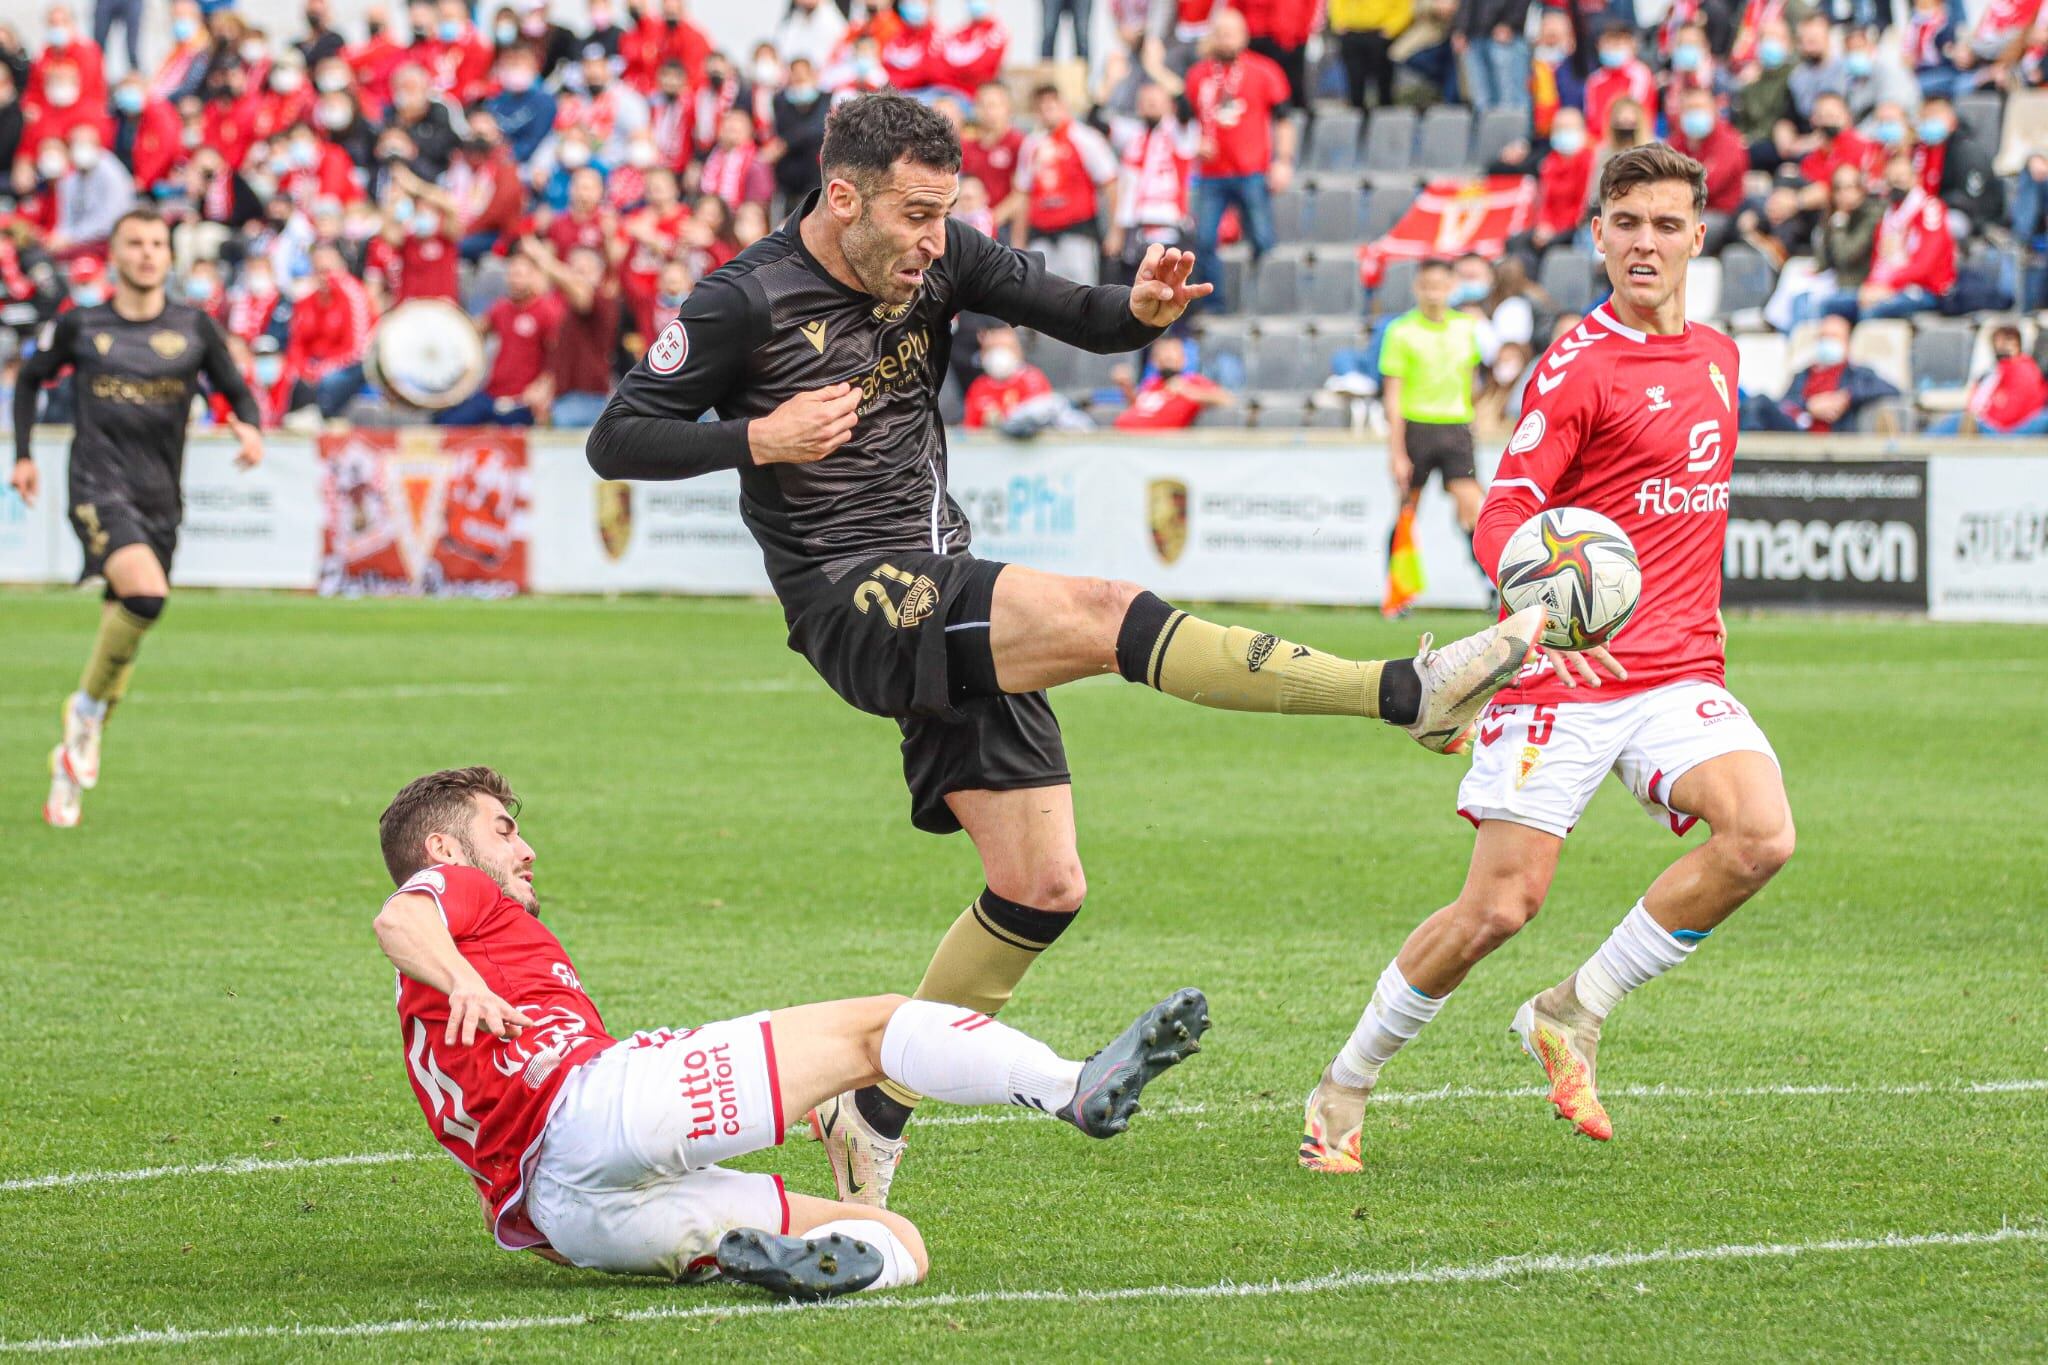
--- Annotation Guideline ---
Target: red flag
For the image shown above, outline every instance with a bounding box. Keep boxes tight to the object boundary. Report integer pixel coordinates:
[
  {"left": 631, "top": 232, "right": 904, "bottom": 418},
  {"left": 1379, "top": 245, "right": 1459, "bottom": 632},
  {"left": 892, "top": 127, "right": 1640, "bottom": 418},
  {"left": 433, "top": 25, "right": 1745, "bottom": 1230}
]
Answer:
[{"left": 1358, "top": 176, "right": 1539, "bottom": 288}]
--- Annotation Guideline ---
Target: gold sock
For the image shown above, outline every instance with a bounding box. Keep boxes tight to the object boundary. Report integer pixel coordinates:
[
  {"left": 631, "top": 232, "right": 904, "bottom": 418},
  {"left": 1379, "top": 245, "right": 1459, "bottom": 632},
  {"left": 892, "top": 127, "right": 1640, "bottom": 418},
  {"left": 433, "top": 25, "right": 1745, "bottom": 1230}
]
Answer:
[
  {"left": 80, "top": 601, "right": 154, "bottom": 706},
  {"left": 876, "top": 895, "right": 1066, "bottom": 1110},
  {"left": 1150, "top": 614, "right": 1386, "bottom": 716}
]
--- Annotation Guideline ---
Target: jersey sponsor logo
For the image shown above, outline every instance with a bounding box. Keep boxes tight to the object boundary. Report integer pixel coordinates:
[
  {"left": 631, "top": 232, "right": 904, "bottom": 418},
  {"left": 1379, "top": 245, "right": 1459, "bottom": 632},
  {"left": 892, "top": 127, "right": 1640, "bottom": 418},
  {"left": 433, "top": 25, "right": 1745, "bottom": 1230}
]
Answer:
[
  {"left": 678, "top": 1038, "right": 745, "bottom": 1142},
  {"left": 1507, "top": 410, "right": 1546, "bottom": 456},
  {"left": 648, "top": 319, "right": 689, "bottom": 375},
  {"left": 93, "top": 332, "right": 112, "bottom": 356},
  {"left": 1724, "top": 517, "right": 1919, "bottom": 584},
  {"left": 799, "top": 319, "right": 827, "bottom": 353},
  {"left": 1635, "top": 476, "right": 1731, "bottom": 516},
  {"left": 513, "top": 315, "right": 537, "bottom": 337},
  {"left": 1708, "top": 361, "right": 1730, "bottom": 411},
  {"left": 1696, "top": 696, "right": 1749, "bottom": 725},
  {"left": 149, "top": 331, "right": 188, "bottom": 359},
  {"left": 488, "top": 1005, "right": 591, "bottom": 1089},
  {"left": 872, "top": 299, "right": 913, "bottom": 322},
  {"left": 1148, "top": 478, "right": 1189, "bottom": 563},
  {"left": 1645, "top": 385, "right": 1671, "bottom": 413},
  {"left": 1684, "top": 419, "right": 1722, "bottom": 473},
  {"left": 1245, "top": 632, "right": 1278, "bottom": 671},
  {"left": 403, "top": 868, "right": 447, "bottom": 896},
  {"left": 855, "top": 325, "right": 933, "bottom": 413}
]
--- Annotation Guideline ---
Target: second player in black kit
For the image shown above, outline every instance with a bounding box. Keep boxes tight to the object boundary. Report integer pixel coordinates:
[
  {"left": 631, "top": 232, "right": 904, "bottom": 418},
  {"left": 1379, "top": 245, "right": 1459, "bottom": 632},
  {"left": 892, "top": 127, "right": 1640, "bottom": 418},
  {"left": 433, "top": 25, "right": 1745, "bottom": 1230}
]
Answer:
[{"left": 590, "top": 127, "right": 1161, "bottom": 834}]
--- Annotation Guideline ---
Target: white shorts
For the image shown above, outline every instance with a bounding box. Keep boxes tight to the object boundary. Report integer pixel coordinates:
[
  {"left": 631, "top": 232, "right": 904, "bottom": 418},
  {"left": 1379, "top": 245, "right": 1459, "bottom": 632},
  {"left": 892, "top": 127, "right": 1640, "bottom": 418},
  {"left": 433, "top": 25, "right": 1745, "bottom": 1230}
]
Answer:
[
  {"left": 1457, "top": 681, "right": 1778, "bottom": 841},
  {"left": 525, "top": 1011, "right": 791, "bottom": 1279}
]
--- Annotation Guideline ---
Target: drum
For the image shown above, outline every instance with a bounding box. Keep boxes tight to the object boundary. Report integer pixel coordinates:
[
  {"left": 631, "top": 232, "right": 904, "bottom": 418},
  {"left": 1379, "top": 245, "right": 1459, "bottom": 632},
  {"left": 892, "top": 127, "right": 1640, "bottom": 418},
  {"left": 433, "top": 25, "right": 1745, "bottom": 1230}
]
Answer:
[{"left": 364, "top": 298, "right": 487, "bottom": 411}]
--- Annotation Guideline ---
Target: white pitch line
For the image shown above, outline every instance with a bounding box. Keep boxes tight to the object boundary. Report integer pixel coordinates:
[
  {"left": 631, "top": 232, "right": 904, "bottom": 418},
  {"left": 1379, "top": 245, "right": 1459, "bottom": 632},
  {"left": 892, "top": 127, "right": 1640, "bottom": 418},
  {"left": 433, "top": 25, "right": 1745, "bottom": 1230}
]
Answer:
[
  {"left": 5, "top": 1078, "right": 2042, "bottom": 1196},
  {"left": 2, "top": 1224, "right": 2041, "bottom": 1355},
  {"left": 0, "top": 679, "right": 815, "bottom": 709}
]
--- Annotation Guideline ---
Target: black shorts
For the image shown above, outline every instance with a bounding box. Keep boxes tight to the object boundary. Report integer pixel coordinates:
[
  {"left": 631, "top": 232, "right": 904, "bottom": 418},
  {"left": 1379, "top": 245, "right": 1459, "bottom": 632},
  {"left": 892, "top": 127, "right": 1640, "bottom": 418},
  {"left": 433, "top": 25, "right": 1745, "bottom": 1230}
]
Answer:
[
  {"left": 1405, "top": 421, "right": 1477, "bottom": 488},
  {"left": 68, "top": 492, "right": 177, "bottom": 582},
  {"left": 785, "top": 551, "right": 1071, "bottom": 835}
]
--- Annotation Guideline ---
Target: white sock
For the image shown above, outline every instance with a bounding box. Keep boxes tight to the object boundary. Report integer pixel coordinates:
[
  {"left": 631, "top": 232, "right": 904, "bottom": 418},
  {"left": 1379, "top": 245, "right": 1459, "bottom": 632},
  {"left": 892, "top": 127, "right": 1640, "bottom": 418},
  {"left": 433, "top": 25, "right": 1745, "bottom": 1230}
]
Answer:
[
  {"left": 878, "top": 1000, "right": 1082, "bottom": 1114},
  {"left": 805, "top": 1219, "right": 923, "bottom": 1290},
  {"left": 1574, "top": 900, "right": 1702, "bottom": 1019},
  {"left": 72, "top": 691, "right": 107, "bottom": 722},
  {"left": 1330, "top": 960, "right": 1445, "bottom": 1089}
]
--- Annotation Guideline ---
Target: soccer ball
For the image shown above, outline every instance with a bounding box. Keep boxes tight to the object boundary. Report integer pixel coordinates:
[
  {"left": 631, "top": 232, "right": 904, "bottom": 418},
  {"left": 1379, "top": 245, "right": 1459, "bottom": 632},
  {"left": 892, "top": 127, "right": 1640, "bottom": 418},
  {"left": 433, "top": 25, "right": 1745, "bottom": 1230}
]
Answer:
[{"left": 1496, "top": 508, "right": 1642, "bottom": 650}]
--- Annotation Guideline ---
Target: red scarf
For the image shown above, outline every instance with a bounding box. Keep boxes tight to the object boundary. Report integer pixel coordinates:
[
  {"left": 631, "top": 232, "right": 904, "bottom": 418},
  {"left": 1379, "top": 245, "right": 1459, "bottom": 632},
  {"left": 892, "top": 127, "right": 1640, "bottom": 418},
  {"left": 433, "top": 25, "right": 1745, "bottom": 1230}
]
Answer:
[{"left": 702, "top": 142, "right": 757, "bottom": 205}]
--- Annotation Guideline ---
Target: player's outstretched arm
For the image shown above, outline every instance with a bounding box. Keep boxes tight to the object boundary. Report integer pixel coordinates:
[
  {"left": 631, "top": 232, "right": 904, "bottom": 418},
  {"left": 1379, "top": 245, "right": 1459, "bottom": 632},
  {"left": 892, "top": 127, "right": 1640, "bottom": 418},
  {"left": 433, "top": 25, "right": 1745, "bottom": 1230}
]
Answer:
[
  {"left": 373, "top": 893, "right": 534, "bottom": 1046},
  {"left": 585, "top": 274, "right": 766, "bottom": 481},
  {"left": 949, "top": 222, "right": 1181, "bottom": 356}
]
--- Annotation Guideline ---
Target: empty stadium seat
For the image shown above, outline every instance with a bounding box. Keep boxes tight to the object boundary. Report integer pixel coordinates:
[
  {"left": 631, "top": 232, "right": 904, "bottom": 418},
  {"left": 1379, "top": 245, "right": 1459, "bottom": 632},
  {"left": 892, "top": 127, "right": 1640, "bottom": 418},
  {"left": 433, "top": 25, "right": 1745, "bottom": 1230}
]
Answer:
[
  {"left": 1029, "top": 338, "right": 1087, "bottom": 391},
  {"left": 1251, "top": 255, "right": 1300, "bottom": 314},
  {"left": 1245, "top": 328, "right": 1317, "bottom": 389},
  {"left": 1308, "top": 185, "right": 1363, "bottom": 244},
  {"left": 1249, "top": 398, "right": 1313, "bottom": 428},
  {"left": 1785, "top": 318, "right": 1822, "bottom": 372},
  {"left": 1994, "top": 88, "right": 2048, "bottom": 173},
  {"left": 1305, "top": 254, "right": 1366, "bottom": 314},
  {"left": 1855, "top": 399, "right": 1918, "bottom": 434},
  {"left": 1718, "top": 244, "right": 1776, "bottom": 318},
  {"left": 1848, "top": 319, "right": 1913, "bottom": 392},
  {"left": 1309, "top": 404, "right": 1353, "bottom": 429},
  {"left": 1363, "top": 107, "right": 1417, "bottom": 172},
  {"left": 1306, "top": 322, "right": 1364, "bottom": 377},
  {"left": 1911, "top": 324, "right": 1976, "bottom": 395},
  {"left": 1472, "top": 107, "right": 1530, "bottom": 167},
  {"left": 1685, "top": 257, "right": 1722, "bottom": 323},
  {"left": 1270, "top": 186, "right": 1306, "bottom": 241},
  {"left": 1360, "top": 184, "right": 1411, "bottom": 239},
  {"left": 1417, "top": 107, "right": 1475, "bottom": 172},
  {"left": 1306, "top": 108, "right": 1364, "bottom": 173},
  {"left": 1734, "top": 332, "right": 1791, "bottom": 400},
  {"left": 1194, "top": 405, "right": 1249, "bottom": 428},
  {"left": 1956, "top": 90, "right": 2005, "bottom": 169},
  {"left": 1371, "top": 258, "right": 1419, "bottom": 315},
  {"left": 1539, "top": 250, "right": 1597, "bottom": 315}
]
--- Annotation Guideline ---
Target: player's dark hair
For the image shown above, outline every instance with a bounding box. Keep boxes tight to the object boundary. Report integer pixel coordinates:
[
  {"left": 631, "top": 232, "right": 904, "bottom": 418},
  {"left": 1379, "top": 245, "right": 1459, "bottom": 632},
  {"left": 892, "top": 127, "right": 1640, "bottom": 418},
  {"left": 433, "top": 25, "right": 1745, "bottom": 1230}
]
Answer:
[
  {"left": 379, "top": 766, "right": 522, "bottom": 885},
  {"left": 1416, "top": 258, "right": 1453, "bottom": 276},
  {"left": 112, "top": 204, "right": 167, "bottom": 238},
  {"left": 1597, "top": 143, "right": 1708, "bottom": 217},
  {"left": 820, "top": 93, "right": 961, "bottom": 199}
]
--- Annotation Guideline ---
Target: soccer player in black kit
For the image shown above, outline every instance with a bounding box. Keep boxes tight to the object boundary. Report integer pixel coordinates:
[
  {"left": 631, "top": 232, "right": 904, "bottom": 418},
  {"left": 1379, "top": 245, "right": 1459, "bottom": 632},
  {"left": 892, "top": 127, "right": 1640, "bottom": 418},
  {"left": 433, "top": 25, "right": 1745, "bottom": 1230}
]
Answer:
[
  {"left": 587, "top": 95, "right": 1543, "bottom": 1205},
  {"left": 10, "top": 206, "right": 264, "bottom": 828}
]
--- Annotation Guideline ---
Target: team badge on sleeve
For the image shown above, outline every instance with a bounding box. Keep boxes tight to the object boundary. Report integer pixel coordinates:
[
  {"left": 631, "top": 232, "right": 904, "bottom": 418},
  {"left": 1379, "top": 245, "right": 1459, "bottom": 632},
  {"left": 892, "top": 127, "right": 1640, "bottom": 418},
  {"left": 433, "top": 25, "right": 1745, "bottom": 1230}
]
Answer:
[
  {"left": 648, "top": 320, "right": 689, "bottom": 375},
  {"left": 402, "top": 869, "right": 447, "bottom": 896}
]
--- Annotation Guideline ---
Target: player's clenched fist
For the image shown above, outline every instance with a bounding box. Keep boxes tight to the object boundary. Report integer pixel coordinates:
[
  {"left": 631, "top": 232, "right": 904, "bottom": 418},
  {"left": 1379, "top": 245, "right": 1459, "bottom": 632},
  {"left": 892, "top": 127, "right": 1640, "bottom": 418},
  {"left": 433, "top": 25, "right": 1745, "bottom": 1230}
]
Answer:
[
  {"left": 748, "top": 382, "right": 862, "bottom": 466},
  {"left": 445, "top": 977, "right": 535, "bottom": 1047}
]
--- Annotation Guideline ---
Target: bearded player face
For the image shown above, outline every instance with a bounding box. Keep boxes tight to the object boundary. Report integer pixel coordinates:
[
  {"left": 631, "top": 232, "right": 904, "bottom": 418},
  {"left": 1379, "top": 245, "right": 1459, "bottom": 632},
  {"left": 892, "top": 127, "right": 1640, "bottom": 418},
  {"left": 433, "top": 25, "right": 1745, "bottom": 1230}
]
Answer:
[
  {"left": 833, "top": 158, "right": 955, "bottom": 306},
  {"left": 1592, "top": 179, "right": 1704, "bottom": 320},
  {"left": 450, "top": 794, "right": 539, "bottom": 913},
  {"left": 109, "top": 216, "right": 171, "bottom": 294}
]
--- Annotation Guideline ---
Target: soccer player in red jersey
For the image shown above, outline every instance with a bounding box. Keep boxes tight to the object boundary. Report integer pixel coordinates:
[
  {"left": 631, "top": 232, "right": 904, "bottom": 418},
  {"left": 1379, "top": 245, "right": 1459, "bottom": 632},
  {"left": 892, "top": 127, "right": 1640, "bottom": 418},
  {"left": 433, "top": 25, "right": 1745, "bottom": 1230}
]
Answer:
[
  {"left": 374, "top": 767, "right": 1209, "bottom": 1298},
  {"left": 1302, "top": 145, "right": 1797, "bottom": 1169}
]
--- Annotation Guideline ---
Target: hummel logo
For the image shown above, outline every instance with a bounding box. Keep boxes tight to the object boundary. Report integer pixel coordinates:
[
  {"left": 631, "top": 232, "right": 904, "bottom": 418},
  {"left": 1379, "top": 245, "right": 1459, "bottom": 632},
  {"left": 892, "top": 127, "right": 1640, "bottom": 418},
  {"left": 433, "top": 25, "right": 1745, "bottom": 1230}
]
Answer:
[
  {"left": 1646, "top": 385, "right": 1671, "bottom": 413},
  {"left": 800, "top": 320, "right": 827, "bottom": 353}
]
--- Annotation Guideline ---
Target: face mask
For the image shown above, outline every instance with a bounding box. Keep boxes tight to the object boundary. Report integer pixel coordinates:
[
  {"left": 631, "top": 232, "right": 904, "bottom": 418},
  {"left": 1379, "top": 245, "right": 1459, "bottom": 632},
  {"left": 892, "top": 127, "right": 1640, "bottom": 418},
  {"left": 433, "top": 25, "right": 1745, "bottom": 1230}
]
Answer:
[
  {"left": 46, "top": 82, "right": 78, "bottom": 108},
  {"left": 245, "top": 270, "right": 276, "bottom": 294},
  {"left": 967, "top": 0, "right": 992, "bottom": 17},
  {"left": 1680, "top": 109, "right": 1715, "bottom": 139},
  {"left": 1494, "top": 359, "right": 1522, "bottom": 384},
  {"left": 856, "top": 56, "right": 882, "bottom": 81},
  {"left": 1813, "top": 121, "right": 1842, "bottom": 138},
  {"left": 559, "top": 140, "right": 591, "bottom": 168},
  {"left": 502, "top": 67, "right": 534, "bottom": 92},
  {"left": 1846, "top": 50, "right": 1874, "bottom": 77},
  {"left": 1813, "top": 338, "right": 1845, "bottom": 366},
  {"left": 1598, "top": 46, "right": 1629, "bottom": 68},
  {"left": 786, "top": 83, "right": 818, "bottom": 105},
  {"left": 628, "top": 141, "right": 657, "bottom": 168},
  {"left": 185, "top": 275, "right": 216, "bottom": 300},
  {"left": 390, "top": 196, "right": 415, "bottom": 222},
  {"left": 1673, "top": 43, "right": 1703, "bottom": 71},
  {"left": 1551, "top": 126, "right": 1585, "bottom": 154},
  {"left": 1532, "top": 43, "right": 1563, "bottom": 64},
  {"left": 181, "top": 125, "right": 203, "bottom": 148},
  {"left": 1918, "top": 118, "right": 1950, "bottom": 145},
  {"left": 657, "top": 290, "right": 687, "bottom": 307},
  {"left": 495, "top": 21, "right": 517, "bottom": 44},
  {"left": 46, "top": 25, "right": 71, "bottom": 48},
  {"left": 754, "top": 58, "right": 781, "bottom": 85},
  {"left": 1866, "top": 119, "right": 1901, "bottom": 146},
  {"left": 37, "top": 150, "right": 68, "bottom": 179},
  {"left": 292, "top": 138, "right": 320, "bottom": 167},
  {"left": 367, "top": 18, "right": 385, "bottom": 34},
  {"left": 980, "top": 347, "right": 1020, "bottom": 380},
  {"left": 115, "top": 87, "right": 145, "bottom": 115},
  {"left": 1995, "top": 346, "right": 2019, "bottom": 360},
  {"left": 1450, "top": 280, "right": 1487, "bottom": 306},
  {"left": 72, "top": 285, "right": 104, "bottom": 307},
  {"left": 414, "top": 210, "right": 440, "bottom": 235},
  {"left": 68, "top": 143, "right": 100, "bottom": 170},
  {"left": 273, "top": 68, "right": 305, "bottom": 93},
  {"left": 1154, "top": 362, "right": 1182, "bottom": 379},
  {"left": 172, "top": 16, "right": 197, "bottom": 41},
  {"left": 1611, "top": 121, "right": 1638, "bottom": 139},
  {"left": 899, "top": 1, "right": 930, "bottom": 24},
  {"left": 241, "top": 40, "right": 267, "bottom": 64},
  {"left": 318, "top": 100, "right": 351, "bottom": 129},
  {"left": 1887, "top": 185, "right": 1909, "bottom": 205},
  {"left": 255, "top": 356, "right": 284, "bottom": 384},
  {"left": 1759, "top": 38, "right": 1789, "bottom": 68},
  {"left": 438, "top": 19, "right": 462, "bottom": 41}
]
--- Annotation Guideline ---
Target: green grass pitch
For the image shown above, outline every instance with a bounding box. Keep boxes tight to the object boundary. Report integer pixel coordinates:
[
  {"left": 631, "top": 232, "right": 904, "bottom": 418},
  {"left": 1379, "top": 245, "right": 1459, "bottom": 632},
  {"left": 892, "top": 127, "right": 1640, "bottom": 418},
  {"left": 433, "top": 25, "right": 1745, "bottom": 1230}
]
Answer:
[{"left": 2, "top": 588, "right": 2043, "bottom": 1360}]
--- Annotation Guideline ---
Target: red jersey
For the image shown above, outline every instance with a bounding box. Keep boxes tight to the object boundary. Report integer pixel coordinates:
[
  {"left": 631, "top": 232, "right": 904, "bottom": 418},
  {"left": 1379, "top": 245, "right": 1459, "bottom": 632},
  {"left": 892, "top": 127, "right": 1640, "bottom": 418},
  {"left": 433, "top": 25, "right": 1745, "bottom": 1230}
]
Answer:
[
  {"left": 395, "top": 231, "right": 461, "bottom": 303},
  {"left": 1799, "top": 130, "right": 1886, "bottom": 188},
  {"left": 881, "top": 23, "right": 943, "bottom": 87},
  {"left": 1868, "top": 187, "right": 1955, "bottom": 296},
  {"left": 1116, "top": 372, "right": 1223, "bottom": 429},
  {"left": 1583, "top": 61, "right": 1655, "bottom": 144},
  {"left": 1475, "top": 303, "right": 1740, "bottom": 706},
  {"left": 1185, "top": 52, "right": 1291, "bottom": 177},
  {"left": 1968, "top": 355, "right": 2048, "bottom": 430},
  {"left": 963, "top": 366, "right": 1053, "bottom": 427},
  {"left": 938, "top": 18, "right": 1008, "bottom": 95},
  {"left": 485, "top": 291, "right": 567, "bottom": 398},
  {"left": 1019, "top": 120, "right": 1118, "bottom": 234},
  {"left": 388, "top": 864, "right": 617, "bottom": 1249},
  {"left": 961, "top": 127, "right": 1025, "bottom": 207}
]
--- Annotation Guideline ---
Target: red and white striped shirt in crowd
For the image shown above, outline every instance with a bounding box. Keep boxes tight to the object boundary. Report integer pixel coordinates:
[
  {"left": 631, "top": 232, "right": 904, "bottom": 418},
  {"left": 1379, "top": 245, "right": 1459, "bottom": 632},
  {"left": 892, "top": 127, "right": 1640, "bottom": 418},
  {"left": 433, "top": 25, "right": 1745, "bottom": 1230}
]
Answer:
[
  {"left": 1110, "top": 115, "right": 1197, "bottom": 230},
  {"left": 700, "top": 141, "right": 774, "bottom": 208}
]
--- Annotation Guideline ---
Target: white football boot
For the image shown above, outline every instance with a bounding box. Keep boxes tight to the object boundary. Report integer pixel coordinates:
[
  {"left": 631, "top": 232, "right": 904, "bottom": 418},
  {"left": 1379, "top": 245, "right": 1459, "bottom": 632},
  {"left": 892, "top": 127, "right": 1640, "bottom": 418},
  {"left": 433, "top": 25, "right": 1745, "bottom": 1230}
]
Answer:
[
  {"left": 1404, "top": 605, "right": 1545, "bottom": 753},
  {"left": 43, "top": 745, "right": 82, "bottom": 827},
  {"left": 59, "top": 694, "right": 103, "bottom": 789},
  {"left": 808, "top": 1092, "right": 906, "bottom": 1208}
]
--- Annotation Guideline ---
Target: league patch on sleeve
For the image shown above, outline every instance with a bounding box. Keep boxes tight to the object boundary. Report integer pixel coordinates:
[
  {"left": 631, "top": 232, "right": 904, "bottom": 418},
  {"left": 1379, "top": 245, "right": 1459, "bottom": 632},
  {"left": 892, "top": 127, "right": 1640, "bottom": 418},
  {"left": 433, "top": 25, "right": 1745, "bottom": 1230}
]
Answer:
[
  {"left": 1508, "top": 410, "right": 1546, "bottom": 456},
  {"left": 402, "top": 869, "right": 447, "bottom": 896},
  {"left": 648, "top": 319, "right": 689, "bottom": 375}
]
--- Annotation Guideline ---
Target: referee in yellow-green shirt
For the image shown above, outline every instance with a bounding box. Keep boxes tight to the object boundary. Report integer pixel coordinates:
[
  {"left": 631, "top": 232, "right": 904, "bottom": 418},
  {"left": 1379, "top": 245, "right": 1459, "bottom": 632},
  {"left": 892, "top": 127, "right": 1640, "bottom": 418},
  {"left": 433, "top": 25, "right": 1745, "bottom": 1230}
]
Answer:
[{"left": 1379, "top": 258, "right": 1486, "bottom": 572}]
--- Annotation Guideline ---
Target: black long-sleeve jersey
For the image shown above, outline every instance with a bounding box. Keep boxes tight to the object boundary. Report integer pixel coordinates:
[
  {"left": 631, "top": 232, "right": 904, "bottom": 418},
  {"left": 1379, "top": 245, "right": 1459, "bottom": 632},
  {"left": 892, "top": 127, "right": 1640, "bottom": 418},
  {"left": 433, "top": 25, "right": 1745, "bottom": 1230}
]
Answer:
[
  {"left": 587, "top": 192, "right": 1163, "bottom": 598},
  {"left": 13, "top": 301, "right": 261, "bottom": 510}
]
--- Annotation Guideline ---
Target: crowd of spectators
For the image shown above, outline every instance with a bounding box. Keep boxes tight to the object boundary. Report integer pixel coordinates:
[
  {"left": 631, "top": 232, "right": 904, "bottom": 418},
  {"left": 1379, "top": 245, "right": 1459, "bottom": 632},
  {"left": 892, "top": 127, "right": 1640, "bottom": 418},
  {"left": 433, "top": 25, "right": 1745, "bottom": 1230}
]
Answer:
[{"left": 0, "top": 0, "right": 2044, "bottom": 436}]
